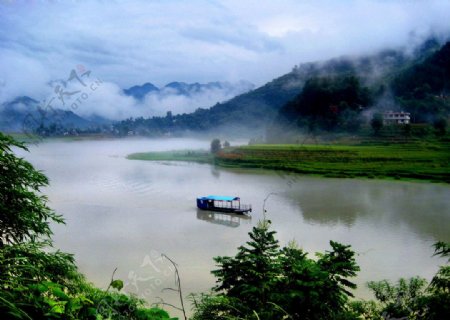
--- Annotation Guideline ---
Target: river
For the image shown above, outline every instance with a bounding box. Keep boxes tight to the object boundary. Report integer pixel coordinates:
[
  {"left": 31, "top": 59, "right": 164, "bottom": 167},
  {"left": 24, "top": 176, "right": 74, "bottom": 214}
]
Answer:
[{"left": 18, "top": 137, "right": 450, "bottom": 316}]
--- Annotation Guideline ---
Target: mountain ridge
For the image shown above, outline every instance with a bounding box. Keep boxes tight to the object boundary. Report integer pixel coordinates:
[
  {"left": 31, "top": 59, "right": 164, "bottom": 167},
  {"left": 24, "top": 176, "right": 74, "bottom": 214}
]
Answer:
[
  {"left": 112, "top": 38, "right": 445, "bottom": 135},
  {"left": 122, "top": 80, "right": 254, "bottom": 100}
]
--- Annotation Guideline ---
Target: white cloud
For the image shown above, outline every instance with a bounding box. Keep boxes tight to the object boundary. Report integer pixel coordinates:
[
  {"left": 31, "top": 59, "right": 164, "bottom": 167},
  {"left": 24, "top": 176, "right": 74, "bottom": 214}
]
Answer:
[
  {"left": 1, "top": 0, "right": 450, "bottom": 111},
  {"left": 36, "top": 73, "right": 253, "bottom": 120}
]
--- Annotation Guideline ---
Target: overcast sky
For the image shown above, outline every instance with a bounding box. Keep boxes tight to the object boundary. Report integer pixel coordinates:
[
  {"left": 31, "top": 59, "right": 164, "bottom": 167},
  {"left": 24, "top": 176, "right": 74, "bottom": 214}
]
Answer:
[{"left": 1, "top": 0, "right": 450, "bottom": 112}]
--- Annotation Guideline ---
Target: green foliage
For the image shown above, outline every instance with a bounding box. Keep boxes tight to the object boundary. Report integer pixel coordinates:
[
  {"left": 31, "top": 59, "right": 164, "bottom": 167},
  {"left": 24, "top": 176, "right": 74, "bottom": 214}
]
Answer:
[
  {"left": 367, "top": 277, "right": 428, "bottom": 319},
  {"left": 370, "top": 113, "right": 383, "bottom": 135},
  {"left": 189, "top": 293, "right": 243, "bottom": 320},
  {"left": 0, "top": 133, "right": 176, "bottom": 320},
  {"left": 354, "top": 242, "right": 450, "bottom": 320},
  {"left": 210, "top": 138, "right": 222, "bottom": 154},
  {"left": 212, "top": 220, "right": 280, "bottom": 313},
  {"left": 430, "top": 241, "right": 450, "bottom": 295},
  {"left": 392, "top": 42, "right": 450, "bottom": 123},
  {"left": 433, "top": 117, "right": 448, "bottom": 136},
  {"left": 136, "top": 307, "right": 176, "bottom": 320},
  {"left": 346, "top": 300, "right": 383, "bottom": 320},
  {"left": 0, "top": 132, "right": 64, "bottom": 244},
  {"left": 275, "top": 75, "right": 371, "bottom": 133},
  {"left": 110, "top": 280, "right": 124, "bottom": 291},
  {"left": 194, "top": 220, "right": 360, "bottom": 319}
]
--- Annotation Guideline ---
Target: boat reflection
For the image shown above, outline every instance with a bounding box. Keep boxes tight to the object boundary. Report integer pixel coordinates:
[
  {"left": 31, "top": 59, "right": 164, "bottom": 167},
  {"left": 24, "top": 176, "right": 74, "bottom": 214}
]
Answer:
[{"left": 196, "top": 209, "right": 251, "bottom": 228}]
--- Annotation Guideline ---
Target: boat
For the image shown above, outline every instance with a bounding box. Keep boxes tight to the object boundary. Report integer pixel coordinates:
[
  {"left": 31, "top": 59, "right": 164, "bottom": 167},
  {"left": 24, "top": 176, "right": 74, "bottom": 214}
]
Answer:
[{"left": 196, "top": 195, "right": 252, "bottom": 214}]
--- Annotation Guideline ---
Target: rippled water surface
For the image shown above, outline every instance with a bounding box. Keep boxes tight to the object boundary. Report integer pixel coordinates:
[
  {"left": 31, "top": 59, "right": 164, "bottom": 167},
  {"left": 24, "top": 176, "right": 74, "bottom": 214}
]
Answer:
[{"left": 19, "top": 138, "right": 450, "bottom": 316}]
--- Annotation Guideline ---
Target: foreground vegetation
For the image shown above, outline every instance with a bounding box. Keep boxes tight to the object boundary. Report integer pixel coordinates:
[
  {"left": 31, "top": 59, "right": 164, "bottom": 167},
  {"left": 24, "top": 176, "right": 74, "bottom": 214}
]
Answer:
[
  {"left": 0, "top": 133, "right": 176, "bottom": 319},
  {"left": 190, "top": 221, "right": 449, "bottom": 320}
]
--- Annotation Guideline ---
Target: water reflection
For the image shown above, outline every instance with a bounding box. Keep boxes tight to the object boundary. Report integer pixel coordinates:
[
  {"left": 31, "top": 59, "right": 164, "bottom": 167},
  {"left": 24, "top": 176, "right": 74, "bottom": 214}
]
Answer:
[
  {"left": 280, "top": 178, "right": 450, "bottom": 242},
  {"left": 196, "top": 209, "right": 251, "bottom": 228},
  {"left": 210, "top": 165, "right": 221, "bottom": 179}
]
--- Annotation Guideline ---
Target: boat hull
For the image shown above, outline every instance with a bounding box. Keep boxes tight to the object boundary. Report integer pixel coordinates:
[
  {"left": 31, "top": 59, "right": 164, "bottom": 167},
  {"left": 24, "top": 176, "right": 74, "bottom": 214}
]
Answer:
[{"left": 197, "top": 206, "right": 251, "bottom": 215}]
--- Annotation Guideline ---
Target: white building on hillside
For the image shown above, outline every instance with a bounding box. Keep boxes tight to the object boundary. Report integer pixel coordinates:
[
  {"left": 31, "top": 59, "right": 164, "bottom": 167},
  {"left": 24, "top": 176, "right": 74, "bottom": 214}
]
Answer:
[{"left": 383, "top": 111, "right": 411, "bottom": 125}]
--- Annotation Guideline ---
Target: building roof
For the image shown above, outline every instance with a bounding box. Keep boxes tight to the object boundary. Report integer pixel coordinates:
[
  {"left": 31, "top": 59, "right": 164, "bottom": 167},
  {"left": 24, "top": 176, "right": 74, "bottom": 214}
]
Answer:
[
  {"left": 383, "top": 111, "right": 410, "bottom": 115},
  {"left": 198, "top": 195, "right": 240, "bottom": 201}
]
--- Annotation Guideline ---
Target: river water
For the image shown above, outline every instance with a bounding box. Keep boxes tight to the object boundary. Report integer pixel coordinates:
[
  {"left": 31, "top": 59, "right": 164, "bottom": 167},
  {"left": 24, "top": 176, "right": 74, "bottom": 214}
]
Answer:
[{"left": 18, "top": 138, "right": 450, "bottom": 316}]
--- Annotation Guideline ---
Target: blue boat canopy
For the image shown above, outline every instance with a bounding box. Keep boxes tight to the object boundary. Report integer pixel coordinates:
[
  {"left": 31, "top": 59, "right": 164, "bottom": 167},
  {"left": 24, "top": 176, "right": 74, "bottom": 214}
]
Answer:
[{"left": 198, "top": 195, "right": 240, "bottom": 201}]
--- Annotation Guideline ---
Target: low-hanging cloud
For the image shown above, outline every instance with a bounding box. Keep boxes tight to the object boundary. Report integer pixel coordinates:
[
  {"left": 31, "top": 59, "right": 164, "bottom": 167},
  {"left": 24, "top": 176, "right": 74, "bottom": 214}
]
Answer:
[
  {"left": 1, "top": 0, "right": 450, "bottom": 112},
  {"left": 40, "top": 76, "right": 254, "bottom": 120}
]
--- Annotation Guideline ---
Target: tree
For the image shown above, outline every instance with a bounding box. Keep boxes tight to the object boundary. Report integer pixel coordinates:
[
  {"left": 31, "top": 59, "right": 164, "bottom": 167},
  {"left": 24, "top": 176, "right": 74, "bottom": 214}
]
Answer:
[
  {"left": 0, "top": 133, "right": 64, "bottom": 245},
  {"left": 433, "top": 117, "right": 447, "bottom": 136},
  {"left": 210, "top": 138, "right": 221, "bottom": 154},
  {"left": 354, "top": 242, "right": 450, "bottom": 320},
  {"left": 213, "top": 220, "right": 279, "bottom": 313},
  {"left": 0, "top": 133, "right": 176, "bottom": 319},
  {"left": 339, "top": 108, "right": 363, "bottom": 132},
  {"left": 371, "top": 113, "right": 384, "bottom": 135},
  {"left": 195, "top": 220, "right": 360, "bottom": 319},
  {"left": 367, "top": 277, "right": 428, "bottom": 319},
  {"left": 273, "top": 75, "right": 372, "bottom": 133},
  {"left": 223, "top": 141, "right": 230, "bottom": 148}
]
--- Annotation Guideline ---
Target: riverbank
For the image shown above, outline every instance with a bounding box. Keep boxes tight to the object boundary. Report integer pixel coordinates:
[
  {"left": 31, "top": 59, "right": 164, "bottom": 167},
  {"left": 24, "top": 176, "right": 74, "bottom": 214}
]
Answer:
[
  {"left": 128, "top": 141, "right": 450, "bottom": 183},
  {"left": 127, "top": 149, "right": 213, "bottom": 163}
]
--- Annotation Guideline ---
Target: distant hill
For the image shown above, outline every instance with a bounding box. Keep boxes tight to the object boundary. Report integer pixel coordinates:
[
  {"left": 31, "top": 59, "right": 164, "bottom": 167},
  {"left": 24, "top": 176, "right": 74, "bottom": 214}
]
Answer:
[
  {"left": 123, "top": 83, "right": 159, "bottom": 100},
  {"left": 0, "top": 96, "right": 95, "bottom": 133},
  {"left": 123, "top": 81, "right": 254, "bottom": 100}
]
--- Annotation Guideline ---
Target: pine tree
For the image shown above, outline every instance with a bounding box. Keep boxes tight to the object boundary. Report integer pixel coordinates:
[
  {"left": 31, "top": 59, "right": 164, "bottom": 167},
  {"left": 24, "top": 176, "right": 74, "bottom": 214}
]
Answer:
[{"left": 212, "top": 220, "right": 280, "bottom": 316}]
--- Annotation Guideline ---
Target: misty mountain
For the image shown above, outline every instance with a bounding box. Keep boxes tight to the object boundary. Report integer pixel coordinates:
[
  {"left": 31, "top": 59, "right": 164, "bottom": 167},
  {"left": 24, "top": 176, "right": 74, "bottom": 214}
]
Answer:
[
  {"left": 3, "top": 38, "right": 447, "bottom": 137},
  {"left": 123, "top": 82, "right": 159, "bottom": 100},
  {"left": 114, "top": 38, "right": 444, "bottom": 136},
  {"left": 268, "top": 39, "right": 450, "bottom": 138},
  {"left": 391, "top": 41, "right": 450, "bottom": 122},
  {"left": 123, "top": 81, "right": 255, "bottom": 101},
  {"left": 0, "top": 96, "right": 95, "bottom": 133},
  {"left": 206, "top": 39, "right": 444, "bottom": 128}
]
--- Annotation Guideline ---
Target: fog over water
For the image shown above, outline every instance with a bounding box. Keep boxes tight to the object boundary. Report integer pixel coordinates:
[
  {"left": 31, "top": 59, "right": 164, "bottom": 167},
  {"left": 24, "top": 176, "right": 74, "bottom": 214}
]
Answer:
[{"left": 17, "top": 138, "right": 450, "bottom": 316}]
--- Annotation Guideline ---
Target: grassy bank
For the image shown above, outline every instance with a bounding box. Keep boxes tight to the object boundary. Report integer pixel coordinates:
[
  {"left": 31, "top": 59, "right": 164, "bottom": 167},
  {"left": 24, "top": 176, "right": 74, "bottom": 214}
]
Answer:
[
  {"left": 126, "top": 140, "right": 450, "bottom": 183},
  {"left": 216, "top": 141, "right": 450, "bottom": 183},
  {"left": 127, "top": 149, "right": 213, "bottom": 163}
]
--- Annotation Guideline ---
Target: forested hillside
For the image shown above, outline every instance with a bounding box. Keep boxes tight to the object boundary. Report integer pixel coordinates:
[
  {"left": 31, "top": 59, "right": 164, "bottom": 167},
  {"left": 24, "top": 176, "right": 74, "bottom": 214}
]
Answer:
[
  {"left": 392, "top": 41, "right": 450, "bottom": 122},
  {"left": 268, "top": 40, "right": 450, "bottom": 139},
  {"left": 113, "top": 39, "right": 445, "bottom": 136}
]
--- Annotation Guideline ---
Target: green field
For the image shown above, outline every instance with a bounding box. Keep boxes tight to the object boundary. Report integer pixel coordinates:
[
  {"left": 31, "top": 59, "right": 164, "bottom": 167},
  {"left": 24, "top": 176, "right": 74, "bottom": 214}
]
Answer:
[
  {"left": 126, "top": 140, "right": 450, "bottom": 183},
  {"left": 215, "top": 142, "right": 450, "bottom": 183},
  {"left": 127, "top": 149, "right": 213, "bottom": 163}
]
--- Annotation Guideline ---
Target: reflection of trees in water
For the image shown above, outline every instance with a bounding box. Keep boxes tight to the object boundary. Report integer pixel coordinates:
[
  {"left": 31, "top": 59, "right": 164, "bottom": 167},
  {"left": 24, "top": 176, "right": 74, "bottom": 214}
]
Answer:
[
  {"left": 282, "top": 179, "right": 450, "bottom": 242},
  {"left": 210, "top": 165, "right": 221, "bottom": 179},
  {"left": 196, "top": 209, "right": 251, "bottom": 228},
  {"left": 283, "top": 180, "right": 371, "bottom": 227}
]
